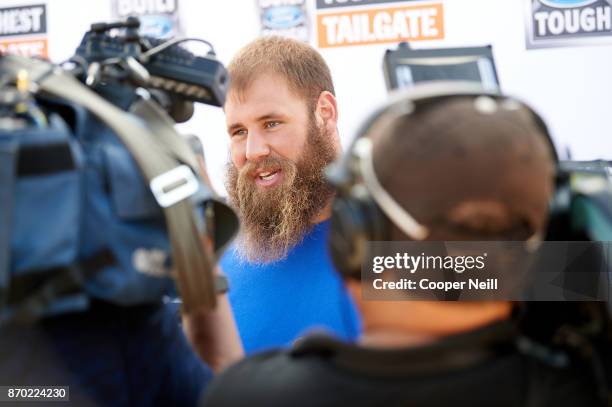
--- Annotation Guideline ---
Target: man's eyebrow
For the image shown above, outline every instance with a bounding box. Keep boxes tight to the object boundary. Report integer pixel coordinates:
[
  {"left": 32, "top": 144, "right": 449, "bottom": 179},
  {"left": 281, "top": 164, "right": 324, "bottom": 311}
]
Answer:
[
  {"left": 227, "top": 122, "right": 244, "bottom": 134},
  {"left": 255, "top": 112, "right": 285, "bottom": 122},
  {"left": 227, "top": 113, "right": 286, "bottom": 133}
]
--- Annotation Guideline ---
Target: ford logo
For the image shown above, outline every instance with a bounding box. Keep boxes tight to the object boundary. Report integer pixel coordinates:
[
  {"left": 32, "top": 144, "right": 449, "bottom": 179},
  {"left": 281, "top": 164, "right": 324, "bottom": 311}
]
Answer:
[
  {"left": 262, "top": 6, "right": 304, "bottom": 30},
  {"left": 140, "top": 15, "right": 174, "bottom": 39},
  {"left": 539, "top": 0, "right": 598, "bottom": 8}
]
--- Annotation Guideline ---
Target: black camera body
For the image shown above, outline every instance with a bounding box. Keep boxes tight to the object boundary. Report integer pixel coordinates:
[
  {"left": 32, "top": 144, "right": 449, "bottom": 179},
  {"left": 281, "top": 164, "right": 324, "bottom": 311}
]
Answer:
[{"left": 73, "top": 17, "right": 228, "bottom": 108}]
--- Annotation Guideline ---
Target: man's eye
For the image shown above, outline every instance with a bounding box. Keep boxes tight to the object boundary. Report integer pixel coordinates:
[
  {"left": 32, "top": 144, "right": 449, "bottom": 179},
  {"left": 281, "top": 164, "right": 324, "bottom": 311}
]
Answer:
[
  {"left": 232, "top": 129, "right": 247, "bottom": 137},
  {"left": 264, "top": 121, "right": 280, "bottom": 129}
]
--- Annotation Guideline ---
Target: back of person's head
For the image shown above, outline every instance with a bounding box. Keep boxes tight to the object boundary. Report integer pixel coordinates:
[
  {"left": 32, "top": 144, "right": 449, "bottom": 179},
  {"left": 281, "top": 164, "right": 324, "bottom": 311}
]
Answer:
[
  {"left": 329, "top": 85, "right": 558, "bottom": 337},
  {"left": 369, "top": 94, "right": 555, "bottom": 242},
  {"left": 227, "top": 36, "right": 335, "bottom": 111}
]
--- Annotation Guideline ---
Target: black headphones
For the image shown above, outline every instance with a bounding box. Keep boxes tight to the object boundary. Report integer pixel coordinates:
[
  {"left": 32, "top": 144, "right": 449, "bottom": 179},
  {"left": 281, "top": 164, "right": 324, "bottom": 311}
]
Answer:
[{"left": 325, "top": 81, "right": 559, "bottom": 280}]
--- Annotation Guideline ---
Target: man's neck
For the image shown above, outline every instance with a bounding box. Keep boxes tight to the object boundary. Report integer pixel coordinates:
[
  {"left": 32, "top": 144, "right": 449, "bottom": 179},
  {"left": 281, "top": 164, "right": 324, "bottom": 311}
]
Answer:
[
  {"left": 360, "top": 301, "right": 512, "bottom": 348},
  {"left": 351, "top": 296, "right": 512, "bottom": 350},
  {"left": 360, "top": 329, "right": 436, "bottom": 348}
]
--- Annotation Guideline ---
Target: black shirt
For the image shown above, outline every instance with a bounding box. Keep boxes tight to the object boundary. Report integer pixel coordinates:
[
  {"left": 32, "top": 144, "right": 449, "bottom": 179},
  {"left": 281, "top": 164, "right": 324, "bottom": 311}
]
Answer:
[{"left": 202, "top": 321, "right": 602, "bottom": 407}]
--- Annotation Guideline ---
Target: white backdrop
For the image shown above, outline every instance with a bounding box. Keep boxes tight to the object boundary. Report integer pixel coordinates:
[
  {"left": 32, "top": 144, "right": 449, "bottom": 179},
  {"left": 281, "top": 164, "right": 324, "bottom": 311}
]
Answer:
[{"left": 2, "top": 0, "right": 611, "bottom": 194}]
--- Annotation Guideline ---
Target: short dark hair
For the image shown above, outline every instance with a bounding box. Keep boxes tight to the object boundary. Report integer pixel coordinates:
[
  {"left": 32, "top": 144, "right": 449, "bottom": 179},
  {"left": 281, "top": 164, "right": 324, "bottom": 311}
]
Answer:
[{"left": 370, "top": 96, "right": 555, "bottom": 240}]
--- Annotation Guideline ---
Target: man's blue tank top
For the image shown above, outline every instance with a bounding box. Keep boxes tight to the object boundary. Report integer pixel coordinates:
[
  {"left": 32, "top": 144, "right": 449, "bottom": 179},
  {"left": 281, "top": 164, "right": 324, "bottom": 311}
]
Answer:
[{"left": 220, "top": 220, "right": 361, "bottom": 353}]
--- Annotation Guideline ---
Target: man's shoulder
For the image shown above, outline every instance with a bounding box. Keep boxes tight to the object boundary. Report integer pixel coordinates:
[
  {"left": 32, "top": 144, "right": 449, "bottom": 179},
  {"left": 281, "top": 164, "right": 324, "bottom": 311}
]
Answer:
[
  {"left": 201, "top": 325, "right": 606, "bottom": 407},
  {"left": 219, "top": 246, "right": 243, "bottom": 270}
]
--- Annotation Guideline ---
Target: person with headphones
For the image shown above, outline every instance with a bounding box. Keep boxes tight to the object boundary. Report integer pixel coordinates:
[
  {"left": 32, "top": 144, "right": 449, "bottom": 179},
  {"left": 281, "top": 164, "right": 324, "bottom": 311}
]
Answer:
[{"left": 201, "top": 82, "right": 609, "bottom": 406}]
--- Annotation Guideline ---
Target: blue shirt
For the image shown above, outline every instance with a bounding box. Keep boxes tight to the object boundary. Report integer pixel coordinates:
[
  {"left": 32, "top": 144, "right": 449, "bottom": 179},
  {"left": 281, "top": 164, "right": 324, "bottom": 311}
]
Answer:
[{"left": 221, "top": 220, "right": 361, "bottom": 353}]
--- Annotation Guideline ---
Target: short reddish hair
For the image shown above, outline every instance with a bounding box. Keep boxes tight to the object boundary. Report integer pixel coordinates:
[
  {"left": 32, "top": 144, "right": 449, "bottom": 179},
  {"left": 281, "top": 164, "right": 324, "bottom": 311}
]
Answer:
[{"left": 227, "top": 36, "right": 335, "bottom": 110}]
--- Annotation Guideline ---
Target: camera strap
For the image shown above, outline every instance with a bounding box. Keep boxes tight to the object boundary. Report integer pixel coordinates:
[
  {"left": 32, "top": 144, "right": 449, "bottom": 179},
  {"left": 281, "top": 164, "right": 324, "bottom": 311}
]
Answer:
[
  {"left": 129, "top": 97, "right": 239, "bottom": 259},
  {"left": 0, "top": 55, "right": 221, "bottom": 312},
  {"left": 129, "top": 95, "right": 199, "bottom": 170}
]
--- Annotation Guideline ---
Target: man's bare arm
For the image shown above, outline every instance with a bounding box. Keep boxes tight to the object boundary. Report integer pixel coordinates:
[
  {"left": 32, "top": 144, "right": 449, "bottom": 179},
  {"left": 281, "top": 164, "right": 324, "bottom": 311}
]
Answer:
[{"left": 182, "top": 269, "right": 244, "bottom": 372}]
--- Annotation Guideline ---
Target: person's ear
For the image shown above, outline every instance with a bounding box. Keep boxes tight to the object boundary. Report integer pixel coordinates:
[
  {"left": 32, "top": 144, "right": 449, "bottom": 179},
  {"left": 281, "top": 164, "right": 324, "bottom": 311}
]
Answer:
[{"left": 315, "top": 91, "right": 338, "bottom": 131}]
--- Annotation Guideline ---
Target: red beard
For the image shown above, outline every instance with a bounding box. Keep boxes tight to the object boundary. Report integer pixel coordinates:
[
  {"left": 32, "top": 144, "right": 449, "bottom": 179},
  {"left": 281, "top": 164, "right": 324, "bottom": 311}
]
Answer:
[{"left": 226, "top": 117, "right": 337, "bottom": 263}]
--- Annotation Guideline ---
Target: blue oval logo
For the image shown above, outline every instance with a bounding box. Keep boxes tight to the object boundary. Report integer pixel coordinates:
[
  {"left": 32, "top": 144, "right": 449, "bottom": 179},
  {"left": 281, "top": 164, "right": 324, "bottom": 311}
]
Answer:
[
  {"left": 140, "top": 15, "right": 174, "bottom": 39},
  {"left": 262, "top": 6, "right": 304, "bottom": 30},
  {"left": 539, "top": 0, "right": 598, "bottom": 8}
]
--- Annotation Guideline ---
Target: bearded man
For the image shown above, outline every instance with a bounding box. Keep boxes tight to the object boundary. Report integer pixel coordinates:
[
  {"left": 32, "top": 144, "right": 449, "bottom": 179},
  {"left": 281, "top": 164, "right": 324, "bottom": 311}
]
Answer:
[{"left": 220, "top": 36, "right": 361, "bottom": 353}]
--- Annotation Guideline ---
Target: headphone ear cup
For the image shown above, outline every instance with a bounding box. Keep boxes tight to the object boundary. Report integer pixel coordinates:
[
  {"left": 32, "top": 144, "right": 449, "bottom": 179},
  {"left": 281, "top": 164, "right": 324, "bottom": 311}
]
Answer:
[
  {"left": 546, "top": 170, "right": 575, "bottom": 240},
  {"left": 329, "top": 197, "right": 362, "bottom": 279},
  {"left": 329, "top": 194, "right": 388, "bottom": 279},
  {"left": 363, "top": 196, "right": 388, "bottom": 243}
]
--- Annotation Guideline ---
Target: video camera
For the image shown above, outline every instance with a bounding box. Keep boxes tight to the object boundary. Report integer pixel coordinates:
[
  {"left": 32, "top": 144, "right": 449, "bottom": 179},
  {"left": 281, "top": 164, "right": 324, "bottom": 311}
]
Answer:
[
  {"left": 0, "top": 17, "right": 238, "bottom": 324},
  {"left": 68, "top": 16, "right": 228, "bottom": 122}
]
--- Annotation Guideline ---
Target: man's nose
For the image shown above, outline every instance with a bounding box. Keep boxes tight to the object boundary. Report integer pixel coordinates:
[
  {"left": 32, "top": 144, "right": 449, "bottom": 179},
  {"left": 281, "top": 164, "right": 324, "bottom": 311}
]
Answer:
[{"left": 245, "top": 131, "right": 271, "bottom": 162}]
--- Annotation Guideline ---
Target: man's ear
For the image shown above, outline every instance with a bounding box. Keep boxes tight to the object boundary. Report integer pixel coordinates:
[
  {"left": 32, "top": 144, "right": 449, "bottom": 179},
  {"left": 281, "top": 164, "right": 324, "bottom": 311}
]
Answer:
[{"left": 315, "top": 91, "right": 338, "bottom": 131}]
